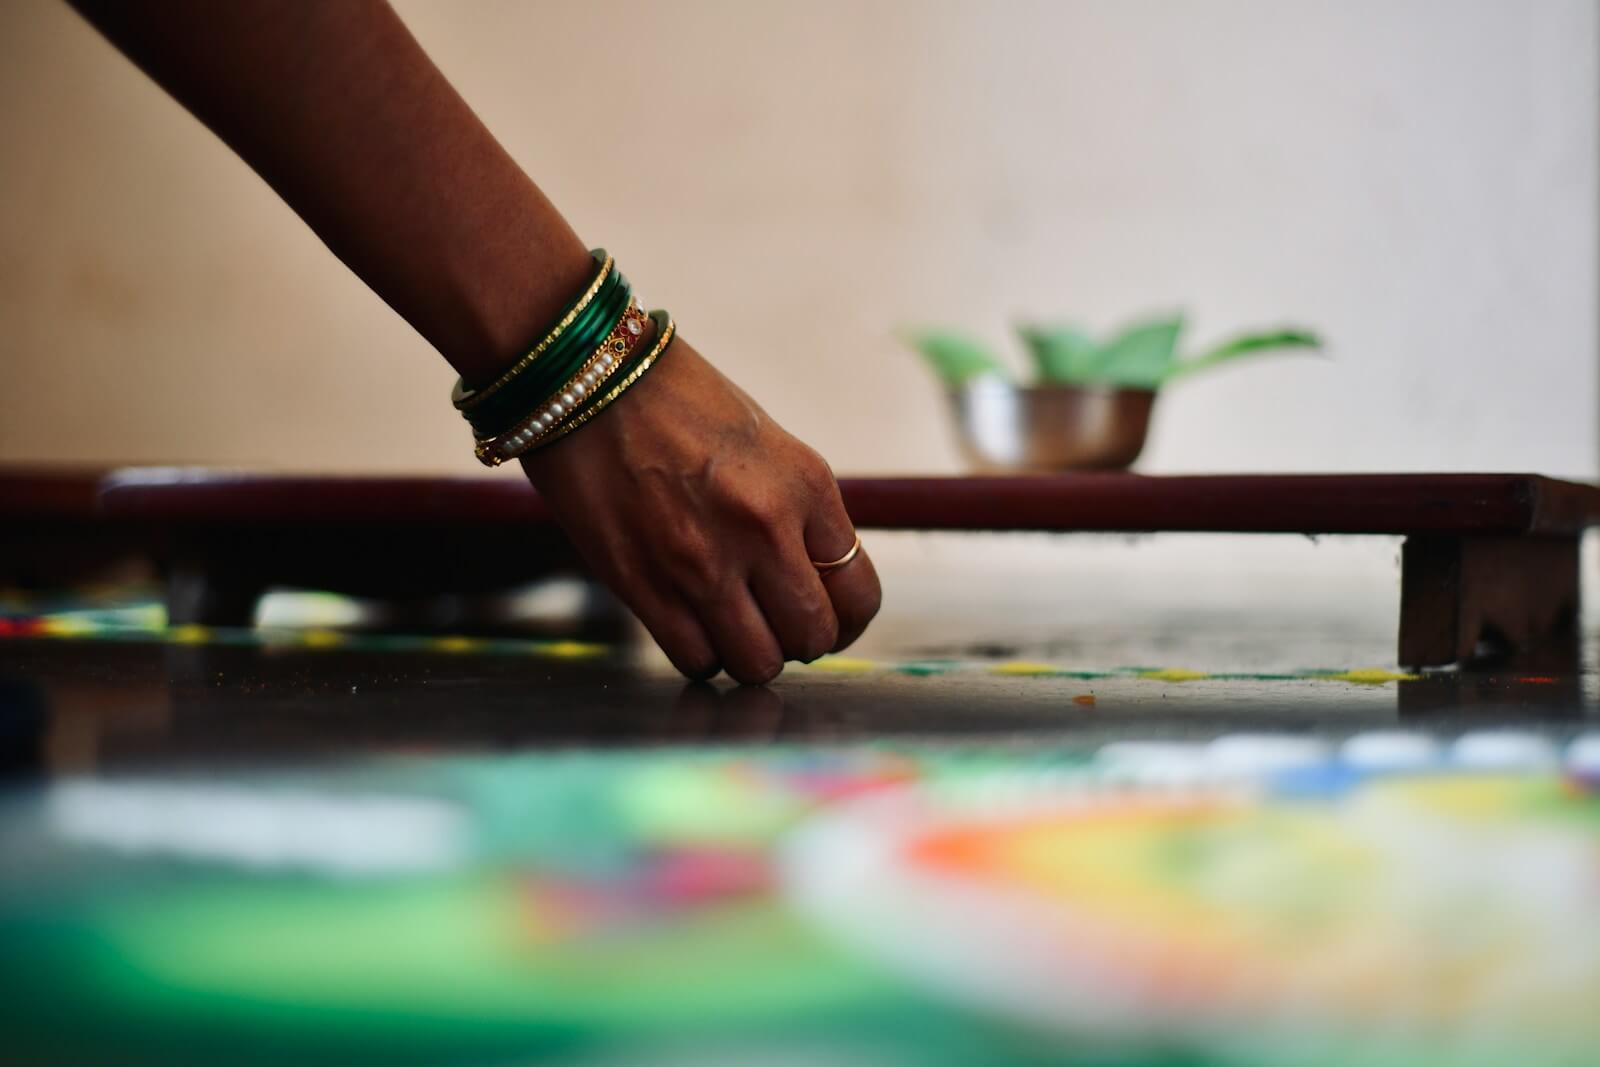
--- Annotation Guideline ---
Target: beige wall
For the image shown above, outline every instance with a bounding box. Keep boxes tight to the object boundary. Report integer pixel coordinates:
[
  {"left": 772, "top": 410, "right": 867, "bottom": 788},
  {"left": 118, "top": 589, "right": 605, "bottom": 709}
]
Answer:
[{"left": 2, "top": 0, "right": 1596, "bottom": 481}]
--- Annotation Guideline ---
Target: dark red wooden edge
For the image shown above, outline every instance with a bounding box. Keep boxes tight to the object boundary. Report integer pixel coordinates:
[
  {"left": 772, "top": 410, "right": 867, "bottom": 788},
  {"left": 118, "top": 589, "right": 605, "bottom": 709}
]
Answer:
[
  {"left": 52, "top": 467, "right": 1599, "bottom": 536},
  {"left": 0, "top": 467, "right": 114, "bottom": 520},
  {"left": 840, "top": 474, "right": 1555, "bottom": 535}
]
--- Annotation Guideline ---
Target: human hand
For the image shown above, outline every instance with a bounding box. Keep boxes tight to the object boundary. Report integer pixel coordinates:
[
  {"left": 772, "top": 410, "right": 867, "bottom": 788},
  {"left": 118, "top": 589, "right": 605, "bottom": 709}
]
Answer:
[{"left": 520, "top": 336, "right": 881, "bottom": 684}]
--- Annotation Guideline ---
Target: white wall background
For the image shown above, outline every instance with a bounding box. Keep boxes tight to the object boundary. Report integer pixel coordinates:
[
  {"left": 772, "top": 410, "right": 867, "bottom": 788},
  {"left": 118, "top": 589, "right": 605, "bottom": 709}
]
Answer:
[
  {"left": 0, "top": 0, "right": 1592, "bottom": 478},
  {"left": 0, "top": 0, "right": 1595, "bottom": 649}
]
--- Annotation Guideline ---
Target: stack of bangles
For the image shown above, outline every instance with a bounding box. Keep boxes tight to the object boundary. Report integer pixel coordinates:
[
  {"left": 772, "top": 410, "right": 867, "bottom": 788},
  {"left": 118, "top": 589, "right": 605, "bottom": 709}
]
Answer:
[{"left": 453, "top": 249, "right": 677, "bottom": 466}]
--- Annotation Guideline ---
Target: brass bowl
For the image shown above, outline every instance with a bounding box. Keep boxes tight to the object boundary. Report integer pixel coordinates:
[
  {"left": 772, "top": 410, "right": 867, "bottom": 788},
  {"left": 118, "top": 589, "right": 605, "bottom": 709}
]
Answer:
[{"left": 947, "top": 379, "right": 1157, "bottom": 473}]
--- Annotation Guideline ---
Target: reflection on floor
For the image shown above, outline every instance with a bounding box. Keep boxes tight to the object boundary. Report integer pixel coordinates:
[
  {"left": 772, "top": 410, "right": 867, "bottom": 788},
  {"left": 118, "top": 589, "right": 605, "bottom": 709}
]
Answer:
[{"left": 1, "top": 552, "right": 1595, "bottom": 775}]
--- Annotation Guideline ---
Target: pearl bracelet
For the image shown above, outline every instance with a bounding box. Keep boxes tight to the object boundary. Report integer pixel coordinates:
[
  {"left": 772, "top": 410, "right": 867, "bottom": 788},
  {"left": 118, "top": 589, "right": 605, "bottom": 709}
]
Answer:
[
  {"left": 474, "top": 300, "right": 650, "bottom": 466},
  {"left": 532, "top": 312, "right": 676, "bottom": 450}
]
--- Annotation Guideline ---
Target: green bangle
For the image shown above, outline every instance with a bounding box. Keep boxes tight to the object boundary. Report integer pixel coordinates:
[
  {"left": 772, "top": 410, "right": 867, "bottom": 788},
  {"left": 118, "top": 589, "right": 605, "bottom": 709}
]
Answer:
[
  {"left": 473, "top": 300, "right": 651, "bottom": 465},
  {"left": 465, "top": 269, "right": 632, "bottom": 438},
  {"left": 451, "top": 249, "right": 611, "bottom": 411}
]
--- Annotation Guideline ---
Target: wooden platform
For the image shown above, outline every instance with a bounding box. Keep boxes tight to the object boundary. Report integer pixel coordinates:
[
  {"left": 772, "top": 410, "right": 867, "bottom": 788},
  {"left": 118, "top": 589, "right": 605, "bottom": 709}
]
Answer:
[{"left": 8, "top": 468, "right": 1599, "bottom": 670}]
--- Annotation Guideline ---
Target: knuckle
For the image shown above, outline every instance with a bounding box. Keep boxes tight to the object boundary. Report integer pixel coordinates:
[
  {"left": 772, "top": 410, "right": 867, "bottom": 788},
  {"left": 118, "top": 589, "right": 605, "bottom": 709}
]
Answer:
[
  {"left": 708, "top": 467, "right": 791, "bottom": 536},
  {"left": 851, "top": 597, "right": 882, "bottom": 635},
  {"left": 696, "top": 583, "right": 750, "bottom": 618},
  {"left": 800, "top": 599, "right": 839, "bottom": 658},
  {"left": 861, "top": 581, "right": 883, "bottom": 621},
  {"left": 705, "top": 463, "right": 750, "bottom": 509},
  {"left": 738, "top": 491, "right": 787, "bottom": 535},
  {"left": 804, "top": 621, "right": 839, "bottom": 662},
  {"left": 833, "top": 586, "right": 881, "bottom": 648},
  {"left": 660, "top": 533, "right": 720, "bottom": 592},
  {"left": 798, "top": 448, "right": 835, "bottom": 494}
]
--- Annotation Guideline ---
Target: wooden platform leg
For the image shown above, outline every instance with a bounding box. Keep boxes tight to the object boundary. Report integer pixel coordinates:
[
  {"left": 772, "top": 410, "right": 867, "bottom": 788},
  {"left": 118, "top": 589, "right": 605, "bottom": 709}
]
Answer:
[
  {"left": 166, "top": 559, "right": 265, "bottom": 629},
  {"left": 1399, "top": 535, "right": 1580, "bottom": 671}
]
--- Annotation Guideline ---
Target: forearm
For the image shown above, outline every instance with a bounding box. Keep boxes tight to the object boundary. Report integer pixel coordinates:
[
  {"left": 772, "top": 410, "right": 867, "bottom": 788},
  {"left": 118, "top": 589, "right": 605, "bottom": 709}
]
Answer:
[
  {"left": 69, "top": 0, "right": 592, "bottom": 385},
  {"left": 68, "top": 0, "right": 883, "bottom": 683}
]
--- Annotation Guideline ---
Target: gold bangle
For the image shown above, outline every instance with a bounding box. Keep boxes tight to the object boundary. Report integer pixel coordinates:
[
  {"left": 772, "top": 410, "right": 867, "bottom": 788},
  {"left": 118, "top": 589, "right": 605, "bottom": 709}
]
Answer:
[
  {"left": 452, "top": 252, "right": 615, "bottom": 411},
  {"left": 531, "top": 312, "right": 676, "bottom": 451},
  {"left": 474, "top": 301, "right": 650, "bottom": 466}
]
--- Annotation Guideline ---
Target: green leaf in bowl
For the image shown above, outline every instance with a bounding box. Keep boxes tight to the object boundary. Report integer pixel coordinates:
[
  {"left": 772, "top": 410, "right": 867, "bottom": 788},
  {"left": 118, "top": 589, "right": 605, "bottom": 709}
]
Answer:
[
  {"left": 1018, "top": 324, "right": 1103, "bottom": 384},
  {"left": 1163, "top": 328, "right": 1322, "bottom": 384},
  {"left": 1096, "top": 314, "right": 1185, "bottom": 389},
  {"left": 901, "top": 330, "right": 1009, "bottom": 385}
]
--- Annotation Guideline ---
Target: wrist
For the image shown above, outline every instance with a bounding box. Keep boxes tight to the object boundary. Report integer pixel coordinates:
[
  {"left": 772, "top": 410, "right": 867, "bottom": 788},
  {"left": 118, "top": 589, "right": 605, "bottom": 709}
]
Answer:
[
  {"left": 446, "top": 239, "right": 597, "bottom": 389},
  {"left": 449, "top": 243, "right": 677, "bottom": 467}
]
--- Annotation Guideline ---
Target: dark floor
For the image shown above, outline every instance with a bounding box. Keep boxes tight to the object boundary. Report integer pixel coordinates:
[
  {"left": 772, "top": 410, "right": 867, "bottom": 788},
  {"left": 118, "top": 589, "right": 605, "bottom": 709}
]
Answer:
[
  {"left": 3, "top": 534, "right": 1598, "bottom": 775},
  {"left": 2, "top": 623, "right": 1593, "bottom": 777}
]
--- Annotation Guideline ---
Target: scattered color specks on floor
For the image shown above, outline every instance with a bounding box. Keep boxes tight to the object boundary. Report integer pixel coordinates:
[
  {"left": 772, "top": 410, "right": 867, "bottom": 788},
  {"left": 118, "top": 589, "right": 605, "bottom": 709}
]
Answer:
[{"left": 0, "top": 595, "right": 1433, "bottom": 684}]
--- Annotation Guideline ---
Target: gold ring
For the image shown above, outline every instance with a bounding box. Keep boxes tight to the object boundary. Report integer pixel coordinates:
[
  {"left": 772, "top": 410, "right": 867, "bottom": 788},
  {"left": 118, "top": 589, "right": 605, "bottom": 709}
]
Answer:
[{"left": 812, "top": 534, "right": 862, "bottom": 575}]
